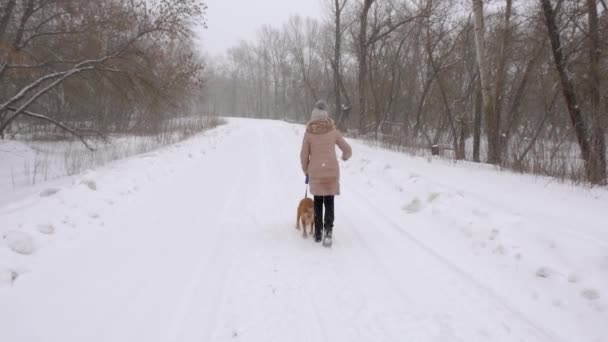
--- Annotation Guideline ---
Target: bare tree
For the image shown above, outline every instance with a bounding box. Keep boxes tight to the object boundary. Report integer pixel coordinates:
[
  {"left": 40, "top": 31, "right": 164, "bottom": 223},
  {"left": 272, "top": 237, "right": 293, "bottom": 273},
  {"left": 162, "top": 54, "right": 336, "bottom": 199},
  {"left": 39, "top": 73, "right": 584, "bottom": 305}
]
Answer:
[
  {"left": 492, "top": 0, "right": 512, "bottom": 160},
  {"left": 472, "top": 0, "right": 499, "bottom": 164},
  {"left": 357, "top": 0, "right": 374, "bottom": 133},
  {"left": 541, "top": 0, "right": 605, "bottom": 184},
  {"left": 587, "top": 0, "right": 607, "bottom": 184},
  {"left": 332, "top": 0, "right": 349, "bottom": 131},
  {"left": 0, "top": 0, "right": 207, "bottom": 144}
]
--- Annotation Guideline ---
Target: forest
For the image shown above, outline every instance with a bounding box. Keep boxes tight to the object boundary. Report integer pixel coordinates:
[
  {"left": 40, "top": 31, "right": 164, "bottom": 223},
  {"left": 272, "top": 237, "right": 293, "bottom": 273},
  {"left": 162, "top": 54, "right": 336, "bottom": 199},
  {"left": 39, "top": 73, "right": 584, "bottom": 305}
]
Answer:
[
  {"left": 0, "top": 0, "right": 208, "bottom": 148},
  {"left": 202, "top": 0, "right": 607, "bottom": 184},
  {"left": 1, "top": 0, "right": 606, "bottom": 184}
]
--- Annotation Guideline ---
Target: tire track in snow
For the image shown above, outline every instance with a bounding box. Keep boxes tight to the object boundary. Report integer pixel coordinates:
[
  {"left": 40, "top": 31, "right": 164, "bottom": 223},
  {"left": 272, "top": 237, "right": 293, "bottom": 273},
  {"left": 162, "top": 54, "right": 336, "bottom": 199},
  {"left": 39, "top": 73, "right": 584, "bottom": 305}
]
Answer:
[{"left": 166, "top": 127, "right": 249, "bottom": 342}]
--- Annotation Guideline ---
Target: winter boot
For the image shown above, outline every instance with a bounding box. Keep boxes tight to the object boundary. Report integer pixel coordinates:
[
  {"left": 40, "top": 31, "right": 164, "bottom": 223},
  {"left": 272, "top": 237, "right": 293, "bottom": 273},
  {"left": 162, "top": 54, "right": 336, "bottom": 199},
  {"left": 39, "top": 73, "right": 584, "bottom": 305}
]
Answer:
[
  {"left": 314, "top": 233, "right": 323, "bottom": 243},
  {"left": 322, "top": 230, "right": 332, "bottom": 247}
]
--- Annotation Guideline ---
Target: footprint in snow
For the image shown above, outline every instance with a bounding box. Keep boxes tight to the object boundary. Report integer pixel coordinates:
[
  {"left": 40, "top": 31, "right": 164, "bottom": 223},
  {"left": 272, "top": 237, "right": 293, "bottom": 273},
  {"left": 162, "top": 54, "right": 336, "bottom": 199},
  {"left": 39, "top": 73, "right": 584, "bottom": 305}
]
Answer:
[
  {"left": 402, "top": 198, "right": 423, "bottom": 214},
  {"left": 61, "top": 217, "right": 77, "bottom": 229},
  {"left": 567, "top": 273, "right": 580, "bottom": 283},
  {"left": 489, "top": 229, "right": 499, "bottom": 240},
  {"left": 472, "top": 209, "right": 489, "bottom": 218},
  {"left": 427, "top": 192, "right": 440, "bottom": 203},
  {"left": 0, "top": 269, "right": 18, "bottom": 286},
  {"left": 492, "top": 245, "right": 506, "bottom": 255},
  {"left": 535, "top": 266, "right": 555, "bottom": 279},
  {"left": 581, "top": 289, "right": 600, "bottom": 301},
  {"left": 37, "top": 224, "right": 55, "bottom": 235},
  {"left": 460, "top": 226, "right": 473, "bottom": 238}
]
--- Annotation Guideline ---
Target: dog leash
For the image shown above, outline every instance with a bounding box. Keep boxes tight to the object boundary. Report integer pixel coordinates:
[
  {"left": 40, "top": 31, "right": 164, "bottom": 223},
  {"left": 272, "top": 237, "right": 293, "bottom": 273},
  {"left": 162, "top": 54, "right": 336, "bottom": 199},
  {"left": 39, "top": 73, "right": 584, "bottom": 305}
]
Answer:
[{"left": 305, "top": 175, "right": 309, "bottom": 198}]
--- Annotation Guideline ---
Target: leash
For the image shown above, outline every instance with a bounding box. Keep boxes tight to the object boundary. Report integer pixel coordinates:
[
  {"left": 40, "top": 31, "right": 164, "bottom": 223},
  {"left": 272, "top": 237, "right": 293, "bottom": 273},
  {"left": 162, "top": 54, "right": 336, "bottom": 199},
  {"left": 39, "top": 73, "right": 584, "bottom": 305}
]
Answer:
[{"left": 305, "top": 175, "right": 309, "bottom": 198}]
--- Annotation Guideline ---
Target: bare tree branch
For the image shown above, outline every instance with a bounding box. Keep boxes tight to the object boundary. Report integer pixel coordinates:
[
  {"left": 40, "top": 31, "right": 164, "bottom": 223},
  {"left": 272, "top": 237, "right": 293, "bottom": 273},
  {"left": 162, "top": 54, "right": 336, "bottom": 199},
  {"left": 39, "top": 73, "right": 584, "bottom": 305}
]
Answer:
[{"left": 5, "top": 106, "right": 95, "bottom": 150}]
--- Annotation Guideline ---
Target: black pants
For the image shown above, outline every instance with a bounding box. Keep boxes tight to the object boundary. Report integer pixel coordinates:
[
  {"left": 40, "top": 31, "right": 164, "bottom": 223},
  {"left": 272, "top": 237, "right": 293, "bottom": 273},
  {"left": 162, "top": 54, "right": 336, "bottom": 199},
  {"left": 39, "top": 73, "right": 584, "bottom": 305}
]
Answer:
[{"left": 314, "top": 196, "right": 334, "bottom": 237}]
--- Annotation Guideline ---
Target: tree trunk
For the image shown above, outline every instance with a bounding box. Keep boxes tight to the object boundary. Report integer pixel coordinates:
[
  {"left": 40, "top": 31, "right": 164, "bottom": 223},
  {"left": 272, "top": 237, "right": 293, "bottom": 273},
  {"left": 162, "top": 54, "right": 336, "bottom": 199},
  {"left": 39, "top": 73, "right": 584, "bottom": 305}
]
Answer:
[
  {"left": 425, "top": 27, "right": 459, "bottom": 158},
  {"left": 458, "top": 118, "right": 467, "bottom": 160},
  {"left": 334, "top": 0, "right": 346, "bottom": 131},
  {"left": 492, "top": 0, "right": 512, "bottom": 159},
  {"left": 473, "top": 77, "right": 482, "bottom": 162},
  {"left": 587, "top": 0, "right": 607, "bottom": 184},
  {"left": 503, "top": 46, "right": 542, "bottom": 154},
  {"left": 13, "top": 0, "right": 35, "bottom": 49},
  {"left": 541, "top": 0, "right": 603, "bottom": 184},
  {"left": 0, "top": 0, "right": 16, "bottom": 40},
  {"left": 357, "top": 0, "right": 374, "bottom": 134},
  {"left": 472, "top": 0, "right": 500, "bottom": 164}
]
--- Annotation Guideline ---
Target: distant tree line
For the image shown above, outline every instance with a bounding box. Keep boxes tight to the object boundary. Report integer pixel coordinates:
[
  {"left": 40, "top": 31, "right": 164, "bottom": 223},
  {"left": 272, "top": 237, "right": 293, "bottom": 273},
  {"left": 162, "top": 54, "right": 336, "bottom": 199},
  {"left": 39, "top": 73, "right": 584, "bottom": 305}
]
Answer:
[
  {"left": 202, "top": 0, "right": 607, "bottom": 185},
  {"left": 0, "top": 0, "right": 207, "bottom": 148}
]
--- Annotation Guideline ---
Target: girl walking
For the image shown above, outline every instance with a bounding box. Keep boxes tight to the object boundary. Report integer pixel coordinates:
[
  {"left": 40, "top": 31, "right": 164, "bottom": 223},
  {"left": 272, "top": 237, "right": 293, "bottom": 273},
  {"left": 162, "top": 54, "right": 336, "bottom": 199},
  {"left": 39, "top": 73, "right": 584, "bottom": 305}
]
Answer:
[{"left": 300, "top": 100, "right": 352, "bottom": 246}]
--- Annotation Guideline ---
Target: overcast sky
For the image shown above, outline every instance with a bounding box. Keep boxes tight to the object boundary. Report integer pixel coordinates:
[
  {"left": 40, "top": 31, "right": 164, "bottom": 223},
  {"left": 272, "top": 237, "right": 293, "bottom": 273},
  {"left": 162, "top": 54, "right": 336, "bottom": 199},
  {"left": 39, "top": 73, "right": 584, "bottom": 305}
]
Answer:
[{"left": 197, "top": 0, "right": 324, "bottom": 57}]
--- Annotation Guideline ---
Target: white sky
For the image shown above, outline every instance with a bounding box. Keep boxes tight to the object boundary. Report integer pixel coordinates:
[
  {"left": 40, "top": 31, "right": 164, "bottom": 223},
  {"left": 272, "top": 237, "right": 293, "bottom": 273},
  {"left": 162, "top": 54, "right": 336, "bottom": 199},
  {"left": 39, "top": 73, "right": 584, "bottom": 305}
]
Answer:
[{"left": 196, "top": 0, "right": 324, "bottom": 57}]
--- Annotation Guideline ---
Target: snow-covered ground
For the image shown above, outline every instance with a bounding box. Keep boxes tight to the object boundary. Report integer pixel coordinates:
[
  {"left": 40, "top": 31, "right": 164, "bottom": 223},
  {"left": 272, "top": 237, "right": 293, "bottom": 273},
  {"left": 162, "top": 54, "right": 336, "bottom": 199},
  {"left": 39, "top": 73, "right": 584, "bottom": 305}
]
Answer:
[{"left": 1, "top": 118, "right": 606, "bottom": 342}]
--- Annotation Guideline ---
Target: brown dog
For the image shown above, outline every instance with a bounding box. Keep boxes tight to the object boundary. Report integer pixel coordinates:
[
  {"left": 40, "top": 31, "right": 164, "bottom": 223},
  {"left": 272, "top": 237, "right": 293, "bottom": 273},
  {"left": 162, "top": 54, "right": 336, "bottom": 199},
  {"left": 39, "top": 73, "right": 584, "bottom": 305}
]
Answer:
[{"left": 296, "top": 197, "right": 315, "bottom": 238}]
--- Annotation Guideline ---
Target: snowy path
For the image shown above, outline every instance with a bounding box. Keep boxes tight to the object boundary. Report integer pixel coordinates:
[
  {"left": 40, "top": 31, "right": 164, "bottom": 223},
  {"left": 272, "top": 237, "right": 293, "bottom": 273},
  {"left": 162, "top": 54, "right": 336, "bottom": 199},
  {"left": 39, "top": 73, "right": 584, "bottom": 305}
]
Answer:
[{"left": 1, "top": 119, "right": 607, "bottom": 342}]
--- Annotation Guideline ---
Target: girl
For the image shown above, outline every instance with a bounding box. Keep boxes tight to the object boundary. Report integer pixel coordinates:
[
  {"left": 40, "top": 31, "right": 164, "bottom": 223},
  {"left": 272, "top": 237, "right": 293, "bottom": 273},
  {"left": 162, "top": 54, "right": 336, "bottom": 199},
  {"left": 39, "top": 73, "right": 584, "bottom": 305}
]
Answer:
[{"left": 300, "top": 100, "right": 352, "bottom": 246}]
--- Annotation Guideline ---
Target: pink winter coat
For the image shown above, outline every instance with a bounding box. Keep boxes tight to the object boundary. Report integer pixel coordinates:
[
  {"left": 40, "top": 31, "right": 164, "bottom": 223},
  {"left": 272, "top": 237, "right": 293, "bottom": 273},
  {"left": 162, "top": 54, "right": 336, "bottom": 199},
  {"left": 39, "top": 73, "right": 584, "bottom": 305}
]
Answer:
[{"left": 300, "top": 118, "right": 352, "bottom": 196}]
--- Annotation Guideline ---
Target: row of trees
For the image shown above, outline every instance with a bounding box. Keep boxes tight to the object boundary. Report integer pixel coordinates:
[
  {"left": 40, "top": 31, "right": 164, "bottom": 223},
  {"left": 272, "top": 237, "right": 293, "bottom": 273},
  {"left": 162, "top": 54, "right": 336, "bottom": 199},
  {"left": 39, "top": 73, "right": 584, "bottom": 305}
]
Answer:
[
  {"left": 0, "top": 0, "right": 207, "bottom": 148},
  {"left": 202, "top": 0, "right": 607, "bottom": 184}
]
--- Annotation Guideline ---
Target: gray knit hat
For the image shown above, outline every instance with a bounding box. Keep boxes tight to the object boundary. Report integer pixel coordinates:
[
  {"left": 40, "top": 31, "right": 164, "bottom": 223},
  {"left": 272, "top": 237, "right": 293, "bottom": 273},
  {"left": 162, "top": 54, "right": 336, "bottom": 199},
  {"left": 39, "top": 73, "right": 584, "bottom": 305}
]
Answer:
[{"left": 310, "top": 100, "right": 329, "bottom": 120}]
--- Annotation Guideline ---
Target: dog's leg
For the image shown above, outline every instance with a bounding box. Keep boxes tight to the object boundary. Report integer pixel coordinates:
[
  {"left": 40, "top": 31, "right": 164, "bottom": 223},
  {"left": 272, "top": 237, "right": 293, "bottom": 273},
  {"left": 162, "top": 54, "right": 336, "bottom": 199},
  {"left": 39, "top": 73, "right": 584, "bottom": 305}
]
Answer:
[
  {"left": 301, "top": 218, "right": 307, "bottom": 238},
  {"left": 309, "top": 221, "right": 314, "bottom": 236},
  {"left": 296, "top": 209, "right": 300, "bottom": 230}
]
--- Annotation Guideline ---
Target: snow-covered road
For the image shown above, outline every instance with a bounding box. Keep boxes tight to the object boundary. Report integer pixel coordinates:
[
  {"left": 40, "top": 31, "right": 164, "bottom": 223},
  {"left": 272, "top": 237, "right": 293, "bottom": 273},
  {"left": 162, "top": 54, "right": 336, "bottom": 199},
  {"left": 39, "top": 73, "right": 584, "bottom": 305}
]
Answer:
[{"left": 1, "top": 118, "right": 606, "bottom": 341}]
